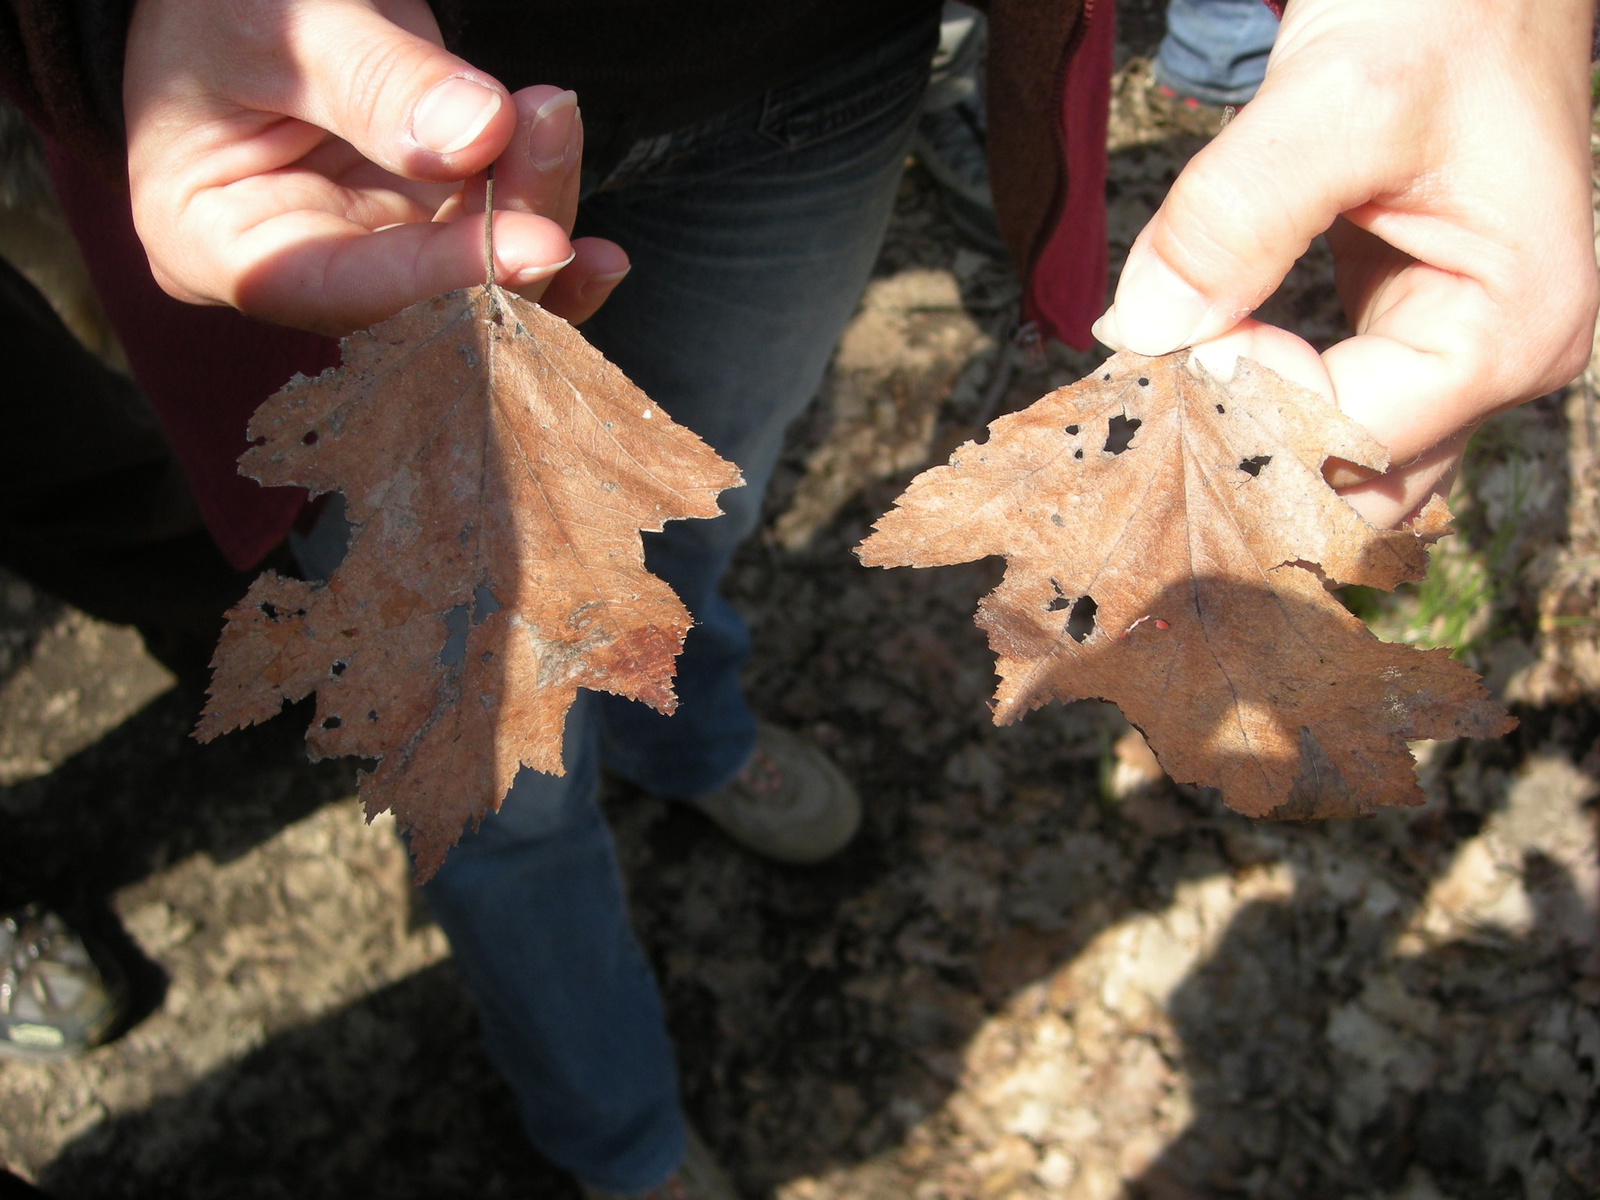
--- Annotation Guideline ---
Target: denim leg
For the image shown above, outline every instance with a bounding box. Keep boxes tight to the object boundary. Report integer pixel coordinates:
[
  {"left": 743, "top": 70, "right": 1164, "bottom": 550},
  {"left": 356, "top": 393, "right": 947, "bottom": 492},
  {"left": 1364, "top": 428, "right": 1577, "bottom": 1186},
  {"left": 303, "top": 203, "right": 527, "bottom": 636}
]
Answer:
[
  {"left": 294, "top": 510, "right": 683, "bottom": 1188},
  {"left": 581, "top": 14, "right": 937, "bottom": 799},
  {"left": 1155, "top": 0, "right": 1279, "bottom": 105},
  {"left": 422, "top": 693, "right": 685, "bottom": 1192},
  {"left": 417, "top": 15, "right": 939, "bottom": 1191}
]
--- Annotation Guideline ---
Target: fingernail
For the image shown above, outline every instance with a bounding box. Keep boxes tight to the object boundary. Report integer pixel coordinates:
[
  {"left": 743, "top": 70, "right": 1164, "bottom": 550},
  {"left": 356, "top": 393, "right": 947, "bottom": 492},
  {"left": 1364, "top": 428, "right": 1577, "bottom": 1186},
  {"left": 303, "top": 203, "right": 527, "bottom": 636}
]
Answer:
[
  {"left": 579, "top": 266, "right": 631, "bottom": 302},
  {"left": 1091, "top": 308, "right": 1127, "bottom": 351},
  {"left": 526, "top": 91, "right": 579, "bottom": 171},
  {"left": 412, "top": 77, "right": 503, "bottom": 156},
  {"left": 1112, "top": 251, "right": 1212, "bottom": 355},
  {"left": 510, "top": 250, "right": 577, "bottom": 287}
]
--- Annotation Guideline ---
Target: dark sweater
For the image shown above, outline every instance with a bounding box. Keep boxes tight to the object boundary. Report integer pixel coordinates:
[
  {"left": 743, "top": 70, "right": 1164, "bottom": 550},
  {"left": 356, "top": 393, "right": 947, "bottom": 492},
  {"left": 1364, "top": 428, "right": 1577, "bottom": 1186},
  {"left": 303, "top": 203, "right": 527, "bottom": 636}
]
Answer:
[
  {"left": 0, "top": 0, "right": 936, "bottom": 173},
  {"left": 443, "top": 0, "right": 938, "bottom": 166}
]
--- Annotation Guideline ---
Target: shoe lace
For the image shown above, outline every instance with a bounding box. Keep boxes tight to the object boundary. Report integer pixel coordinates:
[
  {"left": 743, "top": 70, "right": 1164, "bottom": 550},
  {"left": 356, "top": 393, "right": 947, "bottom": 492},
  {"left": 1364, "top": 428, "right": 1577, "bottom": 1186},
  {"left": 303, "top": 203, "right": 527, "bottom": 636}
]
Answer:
[
  {"left": 0, "top": 911, "right": 48, "bottom": 1016},
  {"left": 732, "top": 749, "right": 783, "bottom": 798},
  {"left": 0, "top": 914, "right": 18, "bottom": 1014},
  {"left": 0, "top": 909, "right": 77, "bottom": 1019}
]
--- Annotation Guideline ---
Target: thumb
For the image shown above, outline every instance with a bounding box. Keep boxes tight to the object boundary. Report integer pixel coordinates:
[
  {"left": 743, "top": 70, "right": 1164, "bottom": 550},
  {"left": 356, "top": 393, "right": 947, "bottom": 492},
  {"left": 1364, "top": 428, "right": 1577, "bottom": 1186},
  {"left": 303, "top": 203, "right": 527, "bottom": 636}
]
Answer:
[
  {"left": 257, "top": 0, "right": 515, "bottom": 179},
  {"left": 1093, "top": 85, "right": 1362, "bottom": 356}
]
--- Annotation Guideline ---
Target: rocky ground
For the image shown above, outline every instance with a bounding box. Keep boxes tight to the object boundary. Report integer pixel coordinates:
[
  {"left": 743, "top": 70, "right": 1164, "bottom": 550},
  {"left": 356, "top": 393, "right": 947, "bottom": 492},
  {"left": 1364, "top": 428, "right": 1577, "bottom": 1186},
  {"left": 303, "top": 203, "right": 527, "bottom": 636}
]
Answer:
[{"left": 4, "top": 10, "right": 1600, "bottom": 1200}]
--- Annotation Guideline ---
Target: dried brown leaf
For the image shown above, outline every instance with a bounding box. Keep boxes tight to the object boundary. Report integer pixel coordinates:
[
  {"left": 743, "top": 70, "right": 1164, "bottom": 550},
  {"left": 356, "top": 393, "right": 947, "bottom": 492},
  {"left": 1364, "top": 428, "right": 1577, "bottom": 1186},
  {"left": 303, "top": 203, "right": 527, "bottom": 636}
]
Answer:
[
  {"left": 859, "top": 351, "right": 1514, "bottom": 819},
  {"left": 196, "top": 285, "right": 741, "bottom": 878}
]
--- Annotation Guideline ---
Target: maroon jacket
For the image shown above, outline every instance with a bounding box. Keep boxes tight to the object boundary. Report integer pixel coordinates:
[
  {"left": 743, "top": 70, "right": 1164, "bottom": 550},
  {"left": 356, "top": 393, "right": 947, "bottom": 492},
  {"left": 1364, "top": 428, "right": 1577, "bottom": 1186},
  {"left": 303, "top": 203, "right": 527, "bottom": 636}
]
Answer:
[{"left": 0, "top": 1, "right": 1126, "bottom": 568}]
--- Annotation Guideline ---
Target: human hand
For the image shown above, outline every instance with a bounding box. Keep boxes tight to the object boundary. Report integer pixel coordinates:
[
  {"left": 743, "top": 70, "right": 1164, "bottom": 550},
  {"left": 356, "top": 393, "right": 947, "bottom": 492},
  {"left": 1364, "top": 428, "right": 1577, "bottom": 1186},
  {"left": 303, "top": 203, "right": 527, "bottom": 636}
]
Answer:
[
  {"left": 1092, "top": 0, "right": 1599, "bottom": 528},
  {"left": 123, "top": 0, "right": 629, "bottom": 336}
]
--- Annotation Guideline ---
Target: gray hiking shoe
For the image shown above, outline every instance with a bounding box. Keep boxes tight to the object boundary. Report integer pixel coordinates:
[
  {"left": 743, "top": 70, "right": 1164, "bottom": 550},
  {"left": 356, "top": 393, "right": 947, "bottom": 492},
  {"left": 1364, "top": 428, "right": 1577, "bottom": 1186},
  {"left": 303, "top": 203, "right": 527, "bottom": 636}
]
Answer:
[
  {"left": 689, "top": 724, "right": 860, "bottom": 864},
  {"left": 579, "top": 1126, "right": 740, "bottom": 1200},
  {"left": 0, "top": 905, "right": 126, "bottom": 1061}
]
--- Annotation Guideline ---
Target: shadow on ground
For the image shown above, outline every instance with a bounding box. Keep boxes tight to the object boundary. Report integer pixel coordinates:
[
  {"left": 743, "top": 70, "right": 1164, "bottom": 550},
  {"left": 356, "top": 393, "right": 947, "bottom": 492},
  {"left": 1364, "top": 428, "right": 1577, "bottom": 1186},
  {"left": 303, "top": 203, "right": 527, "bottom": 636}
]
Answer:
[{"left": 38, "top": 964, "right": 563, "bottom": 1200}]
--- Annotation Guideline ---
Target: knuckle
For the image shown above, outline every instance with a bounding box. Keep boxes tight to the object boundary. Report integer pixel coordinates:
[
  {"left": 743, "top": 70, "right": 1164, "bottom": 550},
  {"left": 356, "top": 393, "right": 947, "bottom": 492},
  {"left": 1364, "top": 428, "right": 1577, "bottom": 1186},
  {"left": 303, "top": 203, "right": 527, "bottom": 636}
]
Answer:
[
  {"left": 307, "top": 27, "right": 423, "bottom": 144},
  {"left": 1158, "top": 148, "right": 1286, "bottom": 276}
]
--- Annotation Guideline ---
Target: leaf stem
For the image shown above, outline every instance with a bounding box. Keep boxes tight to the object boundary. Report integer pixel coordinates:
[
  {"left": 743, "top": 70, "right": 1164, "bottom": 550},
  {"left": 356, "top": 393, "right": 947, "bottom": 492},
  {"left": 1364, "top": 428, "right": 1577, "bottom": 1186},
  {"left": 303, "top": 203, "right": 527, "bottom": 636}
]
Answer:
[{"left": 483, "top": 162, "right": 496, "bottom": 289}]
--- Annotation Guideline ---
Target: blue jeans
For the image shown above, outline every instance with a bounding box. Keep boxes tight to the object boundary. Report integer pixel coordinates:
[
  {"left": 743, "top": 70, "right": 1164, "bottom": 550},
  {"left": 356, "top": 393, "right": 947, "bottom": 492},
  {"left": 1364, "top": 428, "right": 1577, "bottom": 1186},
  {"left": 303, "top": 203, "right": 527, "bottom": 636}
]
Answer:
[
  {"left": 1155, "top": 0, "right": 1279, "bottom": 106},
  {"left": 420, "top": 16, "right": 938, "bottom": 1192}
]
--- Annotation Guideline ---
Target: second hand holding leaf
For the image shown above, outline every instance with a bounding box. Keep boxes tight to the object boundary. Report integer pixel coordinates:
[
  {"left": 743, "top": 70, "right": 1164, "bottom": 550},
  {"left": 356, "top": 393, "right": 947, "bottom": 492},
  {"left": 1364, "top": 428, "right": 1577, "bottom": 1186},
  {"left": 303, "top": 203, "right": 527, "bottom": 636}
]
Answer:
[{"left": 1091, "top": 0, "right": 1599, "bottom": 530}]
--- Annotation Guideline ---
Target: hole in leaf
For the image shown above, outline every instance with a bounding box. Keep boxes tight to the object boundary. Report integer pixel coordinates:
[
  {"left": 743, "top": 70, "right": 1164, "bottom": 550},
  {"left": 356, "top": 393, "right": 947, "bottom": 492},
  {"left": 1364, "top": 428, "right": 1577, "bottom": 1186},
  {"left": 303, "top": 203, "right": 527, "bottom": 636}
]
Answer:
[
  {"left": 481, "top": 651, "right": 494, "bottom": 663},
  {"left": 1064, "top": 425, "right": 1079, "bottom": 436},
  {"left": 1046, "top": 578, "right": 1072, "bottom": 612},
  {"left": 1215, "top": 403, "right": 1225, "bottom": 413},
  {"left": 1104, "top": 415, "right": 1142, "bottom": 455},
  {"left": 1102, "top": 372, "right": 1111, "bottom": 381},
  {"left": 330, "top": 660, "right": 347, "bottom": 677},
  {"left": 1137, "top": 376, "right": 1149, "bottom": 387},
  {"left": 471, "top": 586, "right": 502, "bottom": 626},
  {"left": 1074, "top": 449, "right": 1084, "bottom": 459},
  {"left": 1067, "top": 595, "right": 1098, "bottom": 643},
  {"left": 260, "top": 602, "right": 280, "bottom": 621},
  {"left": 439, "top": 604, "right": 470, "bottom": 667},
  {"left": 321, "top": 716, "right": 342, "bottom": 730},
  {"left": 301, "top": 430, "right": 319, "bottom": 445},
  {"left": 1238, "top": 454, "right": 1272, "bottom": 477},
  {"left": 367, "top": 710, "right": 379, "bottom": 722}
]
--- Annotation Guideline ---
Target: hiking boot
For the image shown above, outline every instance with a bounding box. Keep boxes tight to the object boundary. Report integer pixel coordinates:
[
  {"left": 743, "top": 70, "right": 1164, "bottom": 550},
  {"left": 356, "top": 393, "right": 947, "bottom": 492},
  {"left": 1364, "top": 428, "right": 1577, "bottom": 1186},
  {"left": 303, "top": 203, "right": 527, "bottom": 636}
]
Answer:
[
  {"left": 0, "top": 905, "right": 127, "bottom": 1061},
  {"left": 579, "top": 1126, "right": 740, "bottom": 1200},
  {"left": 689, "top": 724, "right": 860, "bottom": 864}
]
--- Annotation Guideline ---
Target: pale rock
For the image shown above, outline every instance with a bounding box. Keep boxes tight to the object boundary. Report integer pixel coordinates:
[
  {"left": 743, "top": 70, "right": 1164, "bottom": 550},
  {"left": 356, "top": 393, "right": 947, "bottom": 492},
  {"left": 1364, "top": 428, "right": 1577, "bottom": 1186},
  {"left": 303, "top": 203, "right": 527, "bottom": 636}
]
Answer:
[
  {"left": 1099, "top": 887, "right": 1228, "bottom": 1012},
  {"left": 1002, "top": 1097, "right": 1055, "bottom": 1141},
  {"left": 1492, "top": 752, "right": 1599, "bottom": 855},
  {"left": 1053, "top": 1106, "right": 1103, "bottom": 1142},
  {"left": 923, "top": 862, "right": 1002, "bottom": 925},
  {"left": 1315, "top": 848, "right": 1377, "bottom": 904},
  {"left": 972, "top": 1132, "right": 1037, "bottom": 1193},
  {"left": 1357, "top": 975, "right": 1441, "bottom": 1041},
  {"left": 1064, "top": 1158, "right": 1123, "bottom": 1200},
  {"left": 944, "top": 743, "right": 1006, "bottom": 807},
  {"left": 1358, "top": 876, "right": 1404, "bottom": 923},
  {"left": 280, "top": 854, "right": 348, "bottom": 907},
  {"left": 1327, "top": 1002, "right": 1435, "bottom": 1091},
  {"left": 1033, "top": 1148, "right": 1078, "bottom": 1189},
  {"left": 121, "top": 901, "right": 197, "bottom": 957},
  {"left": 1415, "top": 837, "right": 1535, "bottom": 939}
]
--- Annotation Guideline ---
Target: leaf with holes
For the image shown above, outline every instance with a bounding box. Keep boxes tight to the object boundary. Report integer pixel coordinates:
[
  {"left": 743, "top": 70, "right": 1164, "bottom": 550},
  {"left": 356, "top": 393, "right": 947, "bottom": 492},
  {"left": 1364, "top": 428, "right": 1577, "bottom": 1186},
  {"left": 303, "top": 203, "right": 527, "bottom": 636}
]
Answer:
[
  {"left": 858, "top": 351, "right": 1512, "bottom": 819},
  {"left": 195, "top": 285, "right": 742, "bottom": 879}
]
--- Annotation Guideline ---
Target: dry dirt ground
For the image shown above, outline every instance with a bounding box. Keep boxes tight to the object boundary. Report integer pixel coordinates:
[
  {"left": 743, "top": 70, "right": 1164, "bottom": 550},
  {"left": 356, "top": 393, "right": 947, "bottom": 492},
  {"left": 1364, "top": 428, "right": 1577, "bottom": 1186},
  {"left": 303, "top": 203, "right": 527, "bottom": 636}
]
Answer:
[{"left": 4, "top": 13, "right": 1600, "bottom": 1200}]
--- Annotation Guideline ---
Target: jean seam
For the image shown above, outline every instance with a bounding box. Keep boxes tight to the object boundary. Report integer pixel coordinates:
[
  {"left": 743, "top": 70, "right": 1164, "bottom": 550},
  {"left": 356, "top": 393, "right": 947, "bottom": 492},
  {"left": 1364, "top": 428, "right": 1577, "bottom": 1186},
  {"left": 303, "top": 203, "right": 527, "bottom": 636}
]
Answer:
[{"left": 756, "top": 59, "right": 927, "bottom": 151}]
